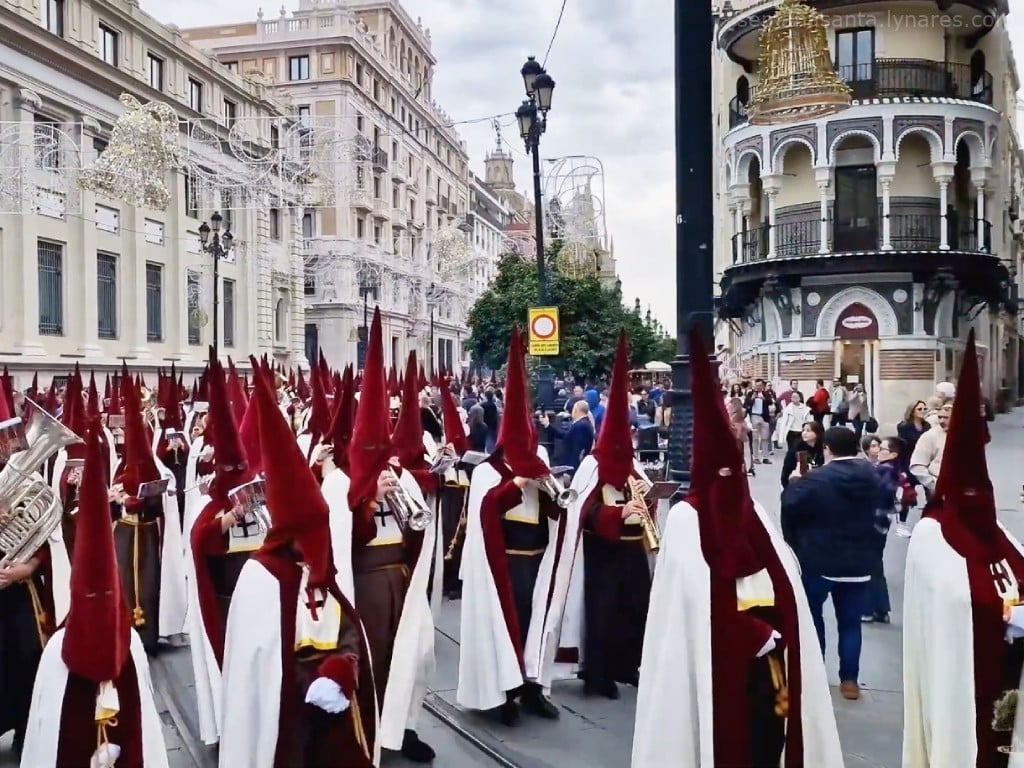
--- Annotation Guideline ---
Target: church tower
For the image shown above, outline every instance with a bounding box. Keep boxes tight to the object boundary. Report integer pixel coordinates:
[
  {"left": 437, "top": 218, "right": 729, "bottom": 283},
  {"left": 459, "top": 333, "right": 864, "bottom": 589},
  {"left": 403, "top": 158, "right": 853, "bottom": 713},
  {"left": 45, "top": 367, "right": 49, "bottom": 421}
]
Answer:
[{"left": 483, "top": 139, "right": 515, "bottom": 194}]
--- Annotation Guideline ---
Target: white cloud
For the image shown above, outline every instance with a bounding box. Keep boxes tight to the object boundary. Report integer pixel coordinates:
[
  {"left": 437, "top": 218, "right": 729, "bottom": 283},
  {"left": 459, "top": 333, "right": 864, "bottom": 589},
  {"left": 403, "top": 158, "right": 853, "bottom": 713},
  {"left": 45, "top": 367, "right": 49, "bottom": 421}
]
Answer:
[{"left": 145, "top": 0, "right": 1024, "bottom": 339}]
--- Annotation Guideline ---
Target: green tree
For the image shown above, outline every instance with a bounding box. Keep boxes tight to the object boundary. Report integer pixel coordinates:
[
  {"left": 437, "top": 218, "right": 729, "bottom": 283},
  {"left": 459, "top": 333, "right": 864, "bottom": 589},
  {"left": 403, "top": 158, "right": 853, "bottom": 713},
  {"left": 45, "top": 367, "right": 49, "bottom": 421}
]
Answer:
[{"left": 467, "top": 243, "right": 677, "bottom": 380}]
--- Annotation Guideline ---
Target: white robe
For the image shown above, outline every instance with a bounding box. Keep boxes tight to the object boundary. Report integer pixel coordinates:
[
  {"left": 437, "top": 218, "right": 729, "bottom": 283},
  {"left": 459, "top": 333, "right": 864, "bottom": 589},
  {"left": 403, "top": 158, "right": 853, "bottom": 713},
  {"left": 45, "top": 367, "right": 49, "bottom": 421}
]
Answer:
[
  {"left": 153, "top": 457, "right": 189, "bottom": 638},
  {"left": 183, "top": 511, "right": 223, "bottom": 747},
  {"left": 219, "top": 557, "right": 382, "bottom": 768},
  {"left": 631, "top": 499, "right": 843, "bottom": 767},
  {"left": 320, "top": 466, "right": 436, "bottom": 750},
  {"left": 902, "top": 517, "right": 1024, "bottom": 768},
  {"left": 19, "top": 628, "right": 169, "bottom": 768},
  {"left": 456, "top": 446, "right": 581, "bottom": 711}
]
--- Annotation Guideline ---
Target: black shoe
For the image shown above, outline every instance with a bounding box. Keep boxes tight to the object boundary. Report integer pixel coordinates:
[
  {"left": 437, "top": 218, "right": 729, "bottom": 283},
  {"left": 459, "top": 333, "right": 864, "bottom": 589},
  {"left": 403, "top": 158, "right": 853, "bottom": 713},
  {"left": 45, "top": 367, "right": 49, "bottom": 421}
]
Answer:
[
  {"left": 499, "top": 699, "right": 520, "bottom": 726},
  {"left": 521, "top": 690, "right": 560, "bottom": 719},
  {"left": 401, "top": 730, "right": 435, "bottom": 763},
  {"left": 12, "top": 731, "right": 24, "bottom": 756},
  {"left": 585, "top": 680, "right": 619, "bottom": 700},
  {"left": 875, "top": 612, "right": 890, "bottom": 624}
]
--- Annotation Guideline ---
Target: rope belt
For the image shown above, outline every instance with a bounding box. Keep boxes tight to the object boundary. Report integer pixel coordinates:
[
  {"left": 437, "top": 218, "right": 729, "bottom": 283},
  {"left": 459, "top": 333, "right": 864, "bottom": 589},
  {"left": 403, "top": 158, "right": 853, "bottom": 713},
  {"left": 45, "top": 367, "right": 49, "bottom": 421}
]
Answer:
[
  {"left": 366, "top": 563, "right": 410, "bottom": 578},
  {"left": 24, "top": 580, "right": 48, "bottom": 648},
  {"left": 96, "top": 715, "right": 118, "bottom": 760},
  {"left": 115, "top": 517, "right": 152, "bottom": 627},
  {"left": 505, "top": 548, "right": 545, "bottom": 557}
]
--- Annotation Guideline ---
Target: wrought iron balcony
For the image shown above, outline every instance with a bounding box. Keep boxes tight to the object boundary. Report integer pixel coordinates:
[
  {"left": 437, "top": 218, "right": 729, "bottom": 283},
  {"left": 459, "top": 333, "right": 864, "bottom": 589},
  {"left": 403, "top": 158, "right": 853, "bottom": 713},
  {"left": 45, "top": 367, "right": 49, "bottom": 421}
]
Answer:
[
  {"left": 371, "top": 146, "right": 388, "bottom": 172},
  {"left": 730, "top": 213, "right": 992, "bottom": 264},
  {"left": 728, "top": 59, "right": 993, "bottom": 129}
]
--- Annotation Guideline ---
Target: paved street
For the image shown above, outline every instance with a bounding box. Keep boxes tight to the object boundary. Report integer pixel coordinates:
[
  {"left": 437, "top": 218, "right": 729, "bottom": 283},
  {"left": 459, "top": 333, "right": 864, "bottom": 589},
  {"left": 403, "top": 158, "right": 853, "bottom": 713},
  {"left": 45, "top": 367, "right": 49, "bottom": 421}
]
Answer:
[{"left": 2, "top": 408, "right": 1021, "bottom": 768}]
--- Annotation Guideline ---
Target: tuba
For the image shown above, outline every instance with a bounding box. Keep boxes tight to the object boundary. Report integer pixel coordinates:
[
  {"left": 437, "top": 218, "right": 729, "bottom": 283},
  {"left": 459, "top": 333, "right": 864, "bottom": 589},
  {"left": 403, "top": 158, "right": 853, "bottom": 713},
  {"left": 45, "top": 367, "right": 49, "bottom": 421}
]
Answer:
[
  {"left": 627, "top": 475, "right": 661, "bottom": 553},
  {"left": 537, "top": 472, "right": 578, "bottom": 508},
  {"left": 384, "top": 467, "right": 433, "bottom": 533},
  {"left": 0, "top": 401, "right": 83, "bottom": 567}
]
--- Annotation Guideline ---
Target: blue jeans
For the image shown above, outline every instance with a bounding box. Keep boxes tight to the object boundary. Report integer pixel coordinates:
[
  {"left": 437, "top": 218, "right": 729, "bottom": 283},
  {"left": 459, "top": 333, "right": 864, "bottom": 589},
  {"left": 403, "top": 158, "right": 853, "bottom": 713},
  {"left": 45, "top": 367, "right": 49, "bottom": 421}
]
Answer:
[{"left": 801, "top": 575, "right": 869, "bottom": 683}]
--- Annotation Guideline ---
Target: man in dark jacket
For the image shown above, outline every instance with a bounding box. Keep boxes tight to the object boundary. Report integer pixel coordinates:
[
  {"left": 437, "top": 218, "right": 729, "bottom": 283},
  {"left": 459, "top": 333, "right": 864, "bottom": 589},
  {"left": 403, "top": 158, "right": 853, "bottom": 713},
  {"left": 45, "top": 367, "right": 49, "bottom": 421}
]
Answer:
[
  {"left": 780, "top": 426, "right": 882, "bottom": 702},
  {"left": 543, "top": 400, "right": 595, "bottom": 476}
]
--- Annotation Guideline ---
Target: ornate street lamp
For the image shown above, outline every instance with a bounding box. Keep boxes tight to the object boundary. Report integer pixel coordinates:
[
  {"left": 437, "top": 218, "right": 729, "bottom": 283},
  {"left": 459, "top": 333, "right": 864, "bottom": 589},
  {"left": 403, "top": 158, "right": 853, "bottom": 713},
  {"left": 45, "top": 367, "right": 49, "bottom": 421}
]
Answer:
[{"left": 197, "top": 211, "right": 233, "bottom": 358}]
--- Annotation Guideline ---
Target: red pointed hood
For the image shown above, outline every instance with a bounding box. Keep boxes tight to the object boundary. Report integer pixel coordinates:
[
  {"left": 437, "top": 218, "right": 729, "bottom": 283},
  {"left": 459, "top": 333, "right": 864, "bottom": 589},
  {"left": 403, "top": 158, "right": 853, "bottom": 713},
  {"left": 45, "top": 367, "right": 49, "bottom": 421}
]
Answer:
[
  {"left": 307, "top": 358, "right": 331, "bottom": 439},
  {"left": 594, "top": 332, "right": 635, "bottom": 489},
  {"left": 927, "top": 330, "right": 1002, "bottom": 553},
  {"left": 0, "top": 380, "right": 12, "bottom": 422},
  {"left": 107, "top": 377, "right": 122, "bottom": 416},
  {"left": 43, "top": 377, "right": 59, "bottom": 415},
  {"left": 387, "top": 366, "right": 399, "bottom": 398},
  {"left": 347, "top": 307, "right": 392, "bottom": 509},
  {"left": 326, "top": 366, "right": 355, "bottom": 472},
  {"left": 253, "top": 365, "right": 335, "bottom": 588},
  {"left": 208, "top": 355, "right": 254, "bottom": 504},
  {"left": 226, "top": 358, "right": 248, "bottom": 426},
  {"left": 104, "top": 374, "right": 112, "bottom": 403},
  {"left": 0, "top": 367, "right": 14, "bottom": 417},
  {"left": 86, "top": 373, "right": 101, "bottom": 420},
  {"left": 495, "top": 327, "right": 548, "bottom": 478},
  {"left": 117, "top": 365, "right": 161, "bottom": 495},
  {"left": 685, "top": 326, "right": 763, "bottom": 579},
  {"left": 418, "top": 363, "right": 429, "bottom": 392},
  {"left": 438, "top": 375, "right": 469, "bottom": 455},
  {"left": 62, "top": 418, "right": 132, "bottom": 683},
  {"left": 392, "top": 352, "right": 426, "bottom": 468},
  {"left": 29, "top": 372, "right": 39, "bottom": 401}
]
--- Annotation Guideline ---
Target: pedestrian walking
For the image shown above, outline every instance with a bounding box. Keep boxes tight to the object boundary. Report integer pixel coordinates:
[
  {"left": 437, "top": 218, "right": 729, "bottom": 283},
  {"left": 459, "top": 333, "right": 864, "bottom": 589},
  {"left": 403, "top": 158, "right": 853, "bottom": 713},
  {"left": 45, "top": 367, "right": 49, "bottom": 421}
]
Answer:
[{"left": 781, "top": 427, "right": 882, "bottom": 700}]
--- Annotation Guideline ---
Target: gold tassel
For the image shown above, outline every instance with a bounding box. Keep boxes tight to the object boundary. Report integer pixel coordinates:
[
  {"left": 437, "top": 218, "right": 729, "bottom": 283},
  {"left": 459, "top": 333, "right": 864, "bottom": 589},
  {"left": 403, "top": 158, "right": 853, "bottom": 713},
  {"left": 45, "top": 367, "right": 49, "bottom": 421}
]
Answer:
[
  {"left": 768, "top": 654, "right": 789, "bottom": 717},
  {"left": 25, "top": 580, "right": 49, "bottom": 648},
  {"left": 444, "top": 488, "right": 469, "bottom": 562},
  {"left": 131, "top": 522, "right": 146, "bottom": 628}
]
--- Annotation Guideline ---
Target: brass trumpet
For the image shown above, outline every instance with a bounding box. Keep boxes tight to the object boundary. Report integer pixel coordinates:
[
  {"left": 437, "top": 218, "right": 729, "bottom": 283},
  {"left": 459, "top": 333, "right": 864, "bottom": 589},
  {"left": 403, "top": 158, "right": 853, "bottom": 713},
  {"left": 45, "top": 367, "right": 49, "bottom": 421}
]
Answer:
[
  {"left": 384, "top": 468, "right": 433, "bottom": 533},
  {"left": 537, "top": 473, "right": 578, "bottom": 508},
  {"left": 627, "top": 475, "right": 661, "bottom": 553}
]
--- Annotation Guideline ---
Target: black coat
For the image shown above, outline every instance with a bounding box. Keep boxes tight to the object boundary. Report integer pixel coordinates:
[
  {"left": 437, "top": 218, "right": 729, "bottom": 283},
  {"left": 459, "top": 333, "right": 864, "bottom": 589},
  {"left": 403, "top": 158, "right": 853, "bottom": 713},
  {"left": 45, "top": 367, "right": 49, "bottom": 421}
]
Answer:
[
  {"left": 779, "top": 440, "right": 824, "bottom": 489},
  {"left": 780, "top": 457, "right": 882, "bottom": 579}
]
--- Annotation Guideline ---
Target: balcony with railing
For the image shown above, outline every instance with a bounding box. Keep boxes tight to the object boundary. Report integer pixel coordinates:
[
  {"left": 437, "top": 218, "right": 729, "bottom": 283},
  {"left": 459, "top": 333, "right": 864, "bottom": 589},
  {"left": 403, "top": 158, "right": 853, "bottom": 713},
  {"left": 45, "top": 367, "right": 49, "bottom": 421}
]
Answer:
[
  {"left": 730, "top": 214, "right": 991, "bottom": 264},
  {"left": 728, "top": 59, "right": 993, "bottom": 130},
  {"left": 371, "top": 146, "right": 388, "bottom": 172}
]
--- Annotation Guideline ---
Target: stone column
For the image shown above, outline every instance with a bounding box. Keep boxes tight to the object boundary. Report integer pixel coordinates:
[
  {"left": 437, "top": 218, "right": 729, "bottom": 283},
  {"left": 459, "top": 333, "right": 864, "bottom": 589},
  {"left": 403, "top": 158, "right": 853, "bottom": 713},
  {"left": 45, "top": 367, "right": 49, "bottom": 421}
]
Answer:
[
  {"left": 76, "top": 115, "right": 103, "bottom": 357},
  {"left": 12, "top": 89, "right": 45, "bottom": 356},
  {"left": 762, "top": 174, "right": 782, "bottom": 259},
  {"left": 933, "top": 162, "right": 955, "bottom": 252},
  {"left": 876, "top": 161, "right": 896, "bottom": 250},
  {"left": 971, "top": 166, "right": 990, "bottom": 252},
  {"left": 814, "top": 166, "right": 831, "bottom": 254}
]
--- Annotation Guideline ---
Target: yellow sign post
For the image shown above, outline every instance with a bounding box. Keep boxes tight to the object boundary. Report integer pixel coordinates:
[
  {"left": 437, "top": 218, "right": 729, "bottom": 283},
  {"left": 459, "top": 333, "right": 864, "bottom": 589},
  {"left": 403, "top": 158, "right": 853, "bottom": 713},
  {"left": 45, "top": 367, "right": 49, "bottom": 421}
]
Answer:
[{"left": 527, "top": 306, "right": 560, "bottom": 356}]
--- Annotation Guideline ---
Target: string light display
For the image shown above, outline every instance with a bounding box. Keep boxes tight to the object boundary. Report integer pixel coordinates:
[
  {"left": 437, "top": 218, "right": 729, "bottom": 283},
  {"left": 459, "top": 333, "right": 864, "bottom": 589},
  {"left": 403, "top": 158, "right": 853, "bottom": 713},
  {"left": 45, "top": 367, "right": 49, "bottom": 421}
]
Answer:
[{"left": 78, "top": 94, "right": 182, "bottom": 210}]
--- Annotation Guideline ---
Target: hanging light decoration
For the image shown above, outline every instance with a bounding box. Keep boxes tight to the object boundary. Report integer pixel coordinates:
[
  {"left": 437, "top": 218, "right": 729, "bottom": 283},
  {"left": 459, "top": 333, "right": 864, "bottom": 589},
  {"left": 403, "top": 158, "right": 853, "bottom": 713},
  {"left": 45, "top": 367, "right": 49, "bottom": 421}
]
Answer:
[
  {"left": 79, "top": 93, "right": 182, "bottom": 210},
  {"left": 747, "top": 0, "right": 851, "bottom": 125}
]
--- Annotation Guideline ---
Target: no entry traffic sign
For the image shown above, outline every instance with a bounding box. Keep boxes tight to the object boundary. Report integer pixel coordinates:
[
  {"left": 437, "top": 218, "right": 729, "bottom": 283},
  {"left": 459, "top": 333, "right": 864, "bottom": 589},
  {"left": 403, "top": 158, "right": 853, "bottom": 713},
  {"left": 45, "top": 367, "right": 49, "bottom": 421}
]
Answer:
[{"left": 528, "top": 306, "right": 560, "bottom": 356}]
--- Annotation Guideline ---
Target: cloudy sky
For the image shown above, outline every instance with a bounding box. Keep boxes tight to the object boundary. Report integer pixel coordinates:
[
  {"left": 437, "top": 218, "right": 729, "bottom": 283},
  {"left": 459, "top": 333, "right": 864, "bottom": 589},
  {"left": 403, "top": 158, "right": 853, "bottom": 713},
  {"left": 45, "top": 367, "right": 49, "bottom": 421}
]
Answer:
[{"left": 146, "top": 0, "right": 1023, "bottom": 331}]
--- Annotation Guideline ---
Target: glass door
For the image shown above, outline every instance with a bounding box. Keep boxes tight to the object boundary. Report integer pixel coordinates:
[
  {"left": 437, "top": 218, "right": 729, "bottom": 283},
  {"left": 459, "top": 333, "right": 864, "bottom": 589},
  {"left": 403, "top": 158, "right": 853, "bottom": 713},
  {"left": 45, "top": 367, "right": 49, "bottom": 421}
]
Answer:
[
  {"left": 833, "top": 166, "right": 878, "bottom": 251},
  {"left": 836, "top": 28, "right": 875, "bottom": 99}
]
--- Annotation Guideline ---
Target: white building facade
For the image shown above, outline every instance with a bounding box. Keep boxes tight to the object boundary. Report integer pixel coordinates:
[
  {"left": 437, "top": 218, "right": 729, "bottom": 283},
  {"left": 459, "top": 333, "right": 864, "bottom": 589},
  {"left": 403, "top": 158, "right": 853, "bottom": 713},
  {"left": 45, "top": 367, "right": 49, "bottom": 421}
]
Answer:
[
  {"left": 182, "top": 0, "right": 477, "bottom": 375},
  {"left": 0, "top": 0, "right": 307, "bottom": 390},
  {"left": 715, "top": 0, "right": 1023, "bottom": 427}
]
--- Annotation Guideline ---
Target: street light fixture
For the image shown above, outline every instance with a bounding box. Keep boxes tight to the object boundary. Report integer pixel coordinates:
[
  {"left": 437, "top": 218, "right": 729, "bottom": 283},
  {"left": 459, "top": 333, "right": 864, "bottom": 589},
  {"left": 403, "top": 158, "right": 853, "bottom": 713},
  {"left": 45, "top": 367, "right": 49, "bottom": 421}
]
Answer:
[
  {"left": 197, "top": 211, "right": 233, "bottom": 359},
  {"left": 516, "top": 56, "right": 556, "bottom": 408}
]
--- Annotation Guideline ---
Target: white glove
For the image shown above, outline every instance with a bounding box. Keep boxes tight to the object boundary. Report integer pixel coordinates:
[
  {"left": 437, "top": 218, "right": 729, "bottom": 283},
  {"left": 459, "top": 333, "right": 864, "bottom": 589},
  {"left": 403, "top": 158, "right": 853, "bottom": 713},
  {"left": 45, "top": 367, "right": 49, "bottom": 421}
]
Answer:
[
  {"left": 305, "top": 676, "right": 351, "bottom": 714},
  {"left": 90, "top": 744, "right": 121, "bottom": 768},
  {"left": 1006, "top": 606, "right": 1024, "bottom": 642},
  {"left": 756, "top": 630, "right": 782, "bottom": 658}
]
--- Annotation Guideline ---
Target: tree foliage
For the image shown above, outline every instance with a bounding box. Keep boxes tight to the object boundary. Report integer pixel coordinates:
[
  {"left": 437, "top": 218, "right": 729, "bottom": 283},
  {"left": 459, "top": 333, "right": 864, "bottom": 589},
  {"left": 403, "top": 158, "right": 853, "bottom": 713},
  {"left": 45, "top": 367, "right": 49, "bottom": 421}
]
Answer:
[{"left": 467, "top": 242, "right": 676, "bottom": 381}]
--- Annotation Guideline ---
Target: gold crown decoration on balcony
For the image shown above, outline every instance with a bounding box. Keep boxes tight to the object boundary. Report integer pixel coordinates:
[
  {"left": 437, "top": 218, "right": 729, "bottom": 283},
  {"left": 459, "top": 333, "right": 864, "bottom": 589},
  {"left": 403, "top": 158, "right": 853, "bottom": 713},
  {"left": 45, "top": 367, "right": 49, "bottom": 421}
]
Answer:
[
  {"left": 748, "top": 0, "right": 852, "bottom": 125},
  {"left": 79, "top": 93, "right": 182, "bottom": 210}
]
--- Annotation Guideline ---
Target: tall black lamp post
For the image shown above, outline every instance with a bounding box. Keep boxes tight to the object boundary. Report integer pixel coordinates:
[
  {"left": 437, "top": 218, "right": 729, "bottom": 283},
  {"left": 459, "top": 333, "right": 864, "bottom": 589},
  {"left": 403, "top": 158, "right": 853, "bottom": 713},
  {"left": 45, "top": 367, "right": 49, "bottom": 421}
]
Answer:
[
  {"left": 197, "top": 211, "right": 233, "bottom": 360},
  {"left": 666, "top": 1, "right": 716, "bottom": 490},
  {"left": 515, "top": 56, "right": 556, "bottom": 409}
]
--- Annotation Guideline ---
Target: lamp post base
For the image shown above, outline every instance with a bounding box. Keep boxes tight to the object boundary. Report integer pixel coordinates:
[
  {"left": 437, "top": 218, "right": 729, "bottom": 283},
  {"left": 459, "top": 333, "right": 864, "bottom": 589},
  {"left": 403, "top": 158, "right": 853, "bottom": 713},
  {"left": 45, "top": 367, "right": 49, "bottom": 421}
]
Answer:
[{"left": 532, "top": 363, "right": 556, "bottom": 411}]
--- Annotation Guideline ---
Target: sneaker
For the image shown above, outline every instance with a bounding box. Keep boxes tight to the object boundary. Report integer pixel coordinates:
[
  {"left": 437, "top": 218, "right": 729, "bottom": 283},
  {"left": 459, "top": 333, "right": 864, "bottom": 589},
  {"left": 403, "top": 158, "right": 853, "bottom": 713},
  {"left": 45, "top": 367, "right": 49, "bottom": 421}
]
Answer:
[
  {"left": 840, "top": 680, "right": 860, "bottom": 700},
  {"left": 861, "top": 614, "right": 875, "bottom": 623},
  {"left": 895, "top": 523, "right": 912, "bottom": 538},
  {"left": 762, "top": 458, "right": 772, "bottom": 465}
]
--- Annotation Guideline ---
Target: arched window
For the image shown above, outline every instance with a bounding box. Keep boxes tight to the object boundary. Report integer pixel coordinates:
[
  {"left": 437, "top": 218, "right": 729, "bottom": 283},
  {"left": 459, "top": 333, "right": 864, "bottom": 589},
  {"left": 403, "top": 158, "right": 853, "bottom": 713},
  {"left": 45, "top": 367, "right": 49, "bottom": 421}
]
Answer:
[
  {"left": 736, "top": 75, "right": 750, "bottom": 105},
  {"left": 275, "top": 296, "right": 288, "bottom": 343},
  {"left": 970, "top": 50, "right": 988, "bottom": 101}
]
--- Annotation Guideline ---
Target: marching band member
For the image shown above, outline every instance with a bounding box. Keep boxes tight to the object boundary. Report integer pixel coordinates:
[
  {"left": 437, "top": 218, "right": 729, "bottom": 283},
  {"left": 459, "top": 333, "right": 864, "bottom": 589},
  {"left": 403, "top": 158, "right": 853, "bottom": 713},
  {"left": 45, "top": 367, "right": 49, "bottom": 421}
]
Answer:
[
  {"left": 109, "top": 370, "right": 187, "bottom": 653},
  {"left": 437, "top": 376, "right": 473, "bottom": 600},
  {"left": 632, "top": 327, "right": 841, "bottom": 767},
  {"left": 21, "top": 420, "right": 169, "bottom": 768},
  {"left": 903, "top": 331, "right": 1024, "bottom": 768},
  {"left": 321, "top": 308, "right": 437, "bottom": 763},
  {"left": 457, "top": 327, "right": 577, "bottom": 725},
  {"left": 0, "top": 395, "right": 56, "bottom": 759},
  {"left": 563, "top": 333, "right": 654, "bottom": 699},
  {"left": 219, "top": 365, "right": 377, "bottom": 768},
  {"left": 186, "top": 355, "right": 266, "bottom": 746}
]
